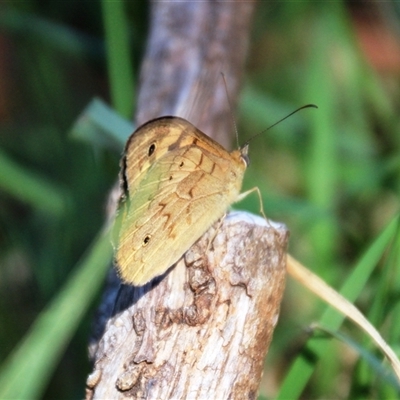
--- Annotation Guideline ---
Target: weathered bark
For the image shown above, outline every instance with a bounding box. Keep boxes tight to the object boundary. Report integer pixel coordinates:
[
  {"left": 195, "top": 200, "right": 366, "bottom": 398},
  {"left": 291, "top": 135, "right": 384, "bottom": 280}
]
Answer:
[
  {"left": 134, "top": 1, "right": 255, "bottom": 149},
  {"left": 86, "top": 2, "right": 288, "bottom": 399}
]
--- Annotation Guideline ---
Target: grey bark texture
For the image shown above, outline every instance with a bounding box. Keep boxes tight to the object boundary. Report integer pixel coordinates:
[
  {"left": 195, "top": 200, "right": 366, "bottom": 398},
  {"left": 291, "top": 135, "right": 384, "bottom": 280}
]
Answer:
[{"left": 86, "top": 2, "right": 288, "bottom": 399}]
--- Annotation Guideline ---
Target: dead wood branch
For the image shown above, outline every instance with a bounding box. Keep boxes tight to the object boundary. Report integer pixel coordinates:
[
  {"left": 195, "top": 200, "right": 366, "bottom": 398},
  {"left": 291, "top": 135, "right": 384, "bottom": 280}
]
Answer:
[{"left": 87, "top": 2, "right": 288, "bottom": 399}]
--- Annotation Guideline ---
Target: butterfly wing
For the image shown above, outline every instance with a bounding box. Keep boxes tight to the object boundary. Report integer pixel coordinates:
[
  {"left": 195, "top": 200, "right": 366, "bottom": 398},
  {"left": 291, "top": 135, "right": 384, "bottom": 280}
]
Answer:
[{"left": 115, "top": 117, "right": 246, "bottom": 286}]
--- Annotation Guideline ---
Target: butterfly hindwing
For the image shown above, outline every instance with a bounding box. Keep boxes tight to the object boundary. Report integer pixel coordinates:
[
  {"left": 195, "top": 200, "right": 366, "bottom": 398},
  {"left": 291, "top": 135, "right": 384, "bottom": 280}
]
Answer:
[{"left": 115, "top": 117, "right": 247, "bottom": 285}]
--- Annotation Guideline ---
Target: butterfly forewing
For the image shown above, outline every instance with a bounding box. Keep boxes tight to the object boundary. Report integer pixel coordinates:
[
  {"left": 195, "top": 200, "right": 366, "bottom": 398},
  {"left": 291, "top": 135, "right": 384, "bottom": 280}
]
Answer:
[{"left": 115, "top": 117, "right": 247, "bottom": 286}]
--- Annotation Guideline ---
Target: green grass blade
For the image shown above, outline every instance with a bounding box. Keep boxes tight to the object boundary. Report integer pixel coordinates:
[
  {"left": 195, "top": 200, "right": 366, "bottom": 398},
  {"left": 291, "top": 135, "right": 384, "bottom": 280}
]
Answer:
[
  {"left": 315, "top": 326, "right": 400, "bottom": 391},
  {"left": 0, "top": 228, "right": 113, "bottom": 399},
  {"left": 0, "top": 8, "right": 104, "bottom": 62},
  {"left": 0, "top": 149, "right": 66, "bottom": 215},
  {"left": 101, "top": 0, "right": 135, "bottom": 118},
  {"left": 303, "top": 13, "right": 338, "bottom": 273},
  {"left": 276, "top": 213, "right": 400, "bottom": 399},
  {"left": 70, "top": 97, "right": 134, "bottom": 150}
]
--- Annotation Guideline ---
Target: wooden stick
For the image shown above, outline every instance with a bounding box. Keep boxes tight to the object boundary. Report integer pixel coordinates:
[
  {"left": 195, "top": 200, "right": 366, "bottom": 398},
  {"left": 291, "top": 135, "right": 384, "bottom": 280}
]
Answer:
[{"left": 86, "top": 2, "right": 288, "bottom": 398}]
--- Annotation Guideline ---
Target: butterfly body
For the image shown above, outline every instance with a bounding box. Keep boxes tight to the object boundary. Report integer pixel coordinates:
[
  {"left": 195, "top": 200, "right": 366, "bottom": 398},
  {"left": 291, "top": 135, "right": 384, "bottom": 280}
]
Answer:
[{"left": 115, "top": 116, "right": 248, "bottom": 286}]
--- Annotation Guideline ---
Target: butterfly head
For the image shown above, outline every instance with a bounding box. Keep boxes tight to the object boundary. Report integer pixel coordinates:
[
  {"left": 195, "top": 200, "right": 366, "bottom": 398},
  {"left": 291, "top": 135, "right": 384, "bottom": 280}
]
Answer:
[{"left": 240, "top": 144, "right": 250, "bottom": 167}]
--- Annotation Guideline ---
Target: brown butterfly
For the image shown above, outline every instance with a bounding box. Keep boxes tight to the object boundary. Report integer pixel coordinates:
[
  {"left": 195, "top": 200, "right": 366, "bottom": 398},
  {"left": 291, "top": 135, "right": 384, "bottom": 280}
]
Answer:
[
  {"left": 114, "top": 106, "right": 316, "bottom": 286},
  {"left": 113, "top": 116, "right": 250, "bottom": 286}
]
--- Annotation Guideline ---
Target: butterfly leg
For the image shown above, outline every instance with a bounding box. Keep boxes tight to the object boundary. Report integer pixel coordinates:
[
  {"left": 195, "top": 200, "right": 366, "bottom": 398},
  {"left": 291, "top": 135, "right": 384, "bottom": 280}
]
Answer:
[
  {"left": 205, "top": 214, "right": 227, "bottom": 253},
  {"left": 236, "top": 186, "right": 268, "bottom": 221}
]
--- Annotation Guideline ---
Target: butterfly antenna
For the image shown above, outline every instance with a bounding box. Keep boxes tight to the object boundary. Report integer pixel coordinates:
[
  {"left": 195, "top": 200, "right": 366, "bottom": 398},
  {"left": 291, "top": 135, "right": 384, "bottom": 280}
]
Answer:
[
  {"left": 243, "top": 104, "right": 318, "bottom": 147},
  {"left": 221, "top": 72, "right": 240, "bottom": 148}
]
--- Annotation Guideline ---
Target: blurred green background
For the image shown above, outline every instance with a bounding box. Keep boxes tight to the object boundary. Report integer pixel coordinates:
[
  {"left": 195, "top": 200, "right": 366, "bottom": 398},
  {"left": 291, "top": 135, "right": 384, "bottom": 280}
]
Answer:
[{"left": 0, "top": 1, "right": 399, "bottom": 399}]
